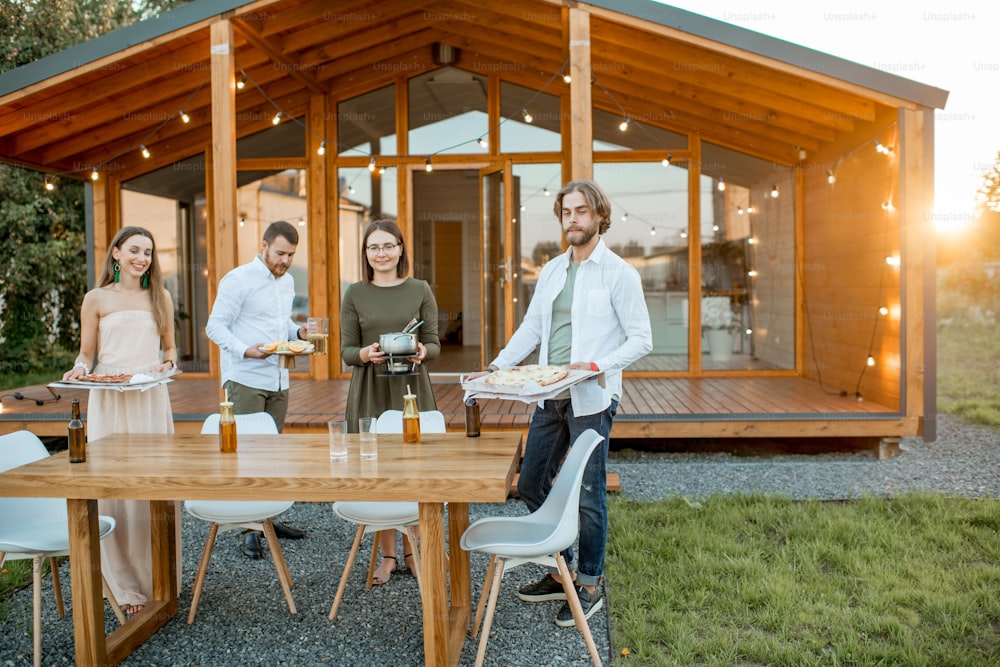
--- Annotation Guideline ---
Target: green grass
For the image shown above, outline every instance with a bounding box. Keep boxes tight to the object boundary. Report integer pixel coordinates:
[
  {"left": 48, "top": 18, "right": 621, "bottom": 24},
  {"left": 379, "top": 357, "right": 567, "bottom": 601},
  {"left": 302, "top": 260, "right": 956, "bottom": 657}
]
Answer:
[
  {"left": 937, "top": 320, "right": 1000, "bottom": 428},
  {"left": 0, "top": 370, "right": 60, "bottom": 392},
  {"left": 607, "top": 493, "right": 1000, "bottom": 666}
]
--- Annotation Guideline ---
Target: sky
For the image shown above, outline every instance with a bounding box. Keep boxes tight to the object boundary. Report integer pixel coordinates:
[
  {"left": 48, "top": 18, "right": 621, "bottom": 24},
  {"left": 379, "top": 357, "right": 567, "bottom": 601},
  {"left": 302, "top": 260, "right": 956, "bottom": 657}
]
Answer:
[{"left": 655, "top": 0, "right": 1000, "bottom": 233}]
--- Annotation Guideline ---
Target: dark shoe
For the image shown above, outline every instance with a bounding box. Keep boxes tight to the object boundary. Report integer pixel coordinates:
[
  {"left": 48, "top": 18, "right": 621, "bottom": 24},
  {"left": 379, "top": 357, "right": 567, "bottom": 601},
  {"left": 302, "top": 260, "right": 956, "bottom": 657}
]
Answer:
[
  {"left": 517, "top": 573, "right": 567, "bottom": 602},
  {"left": 555, "top": 585, "right": 604, "bottom": 627},
  {"left": 271, "top": 520, "right": 306, "bottom": 539},
  {"left": 242, "top": 531, "right": 262, "bottom": 559}
]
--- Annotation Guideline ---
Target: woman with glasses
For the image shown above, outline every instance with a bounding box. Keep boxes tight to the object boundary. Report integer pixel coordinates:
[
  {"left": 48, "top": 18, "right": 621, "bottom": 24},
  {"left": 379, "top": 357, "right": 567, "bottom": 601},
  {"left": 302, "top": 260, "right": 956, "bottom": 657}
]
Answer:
[{"left": 340, "top": 219, "right": 441, "bottom": 584}]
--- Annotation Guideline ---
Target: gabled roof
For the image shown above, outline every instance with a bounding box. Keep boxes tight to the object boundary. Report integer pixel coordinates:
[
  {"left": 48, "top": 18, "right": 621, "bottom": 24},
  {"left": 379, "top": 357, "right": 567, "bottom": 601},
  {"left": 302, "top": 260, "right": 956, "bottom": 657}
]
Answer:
[{"left": 0, "top": 0, "right": 949, "bottom": 181}]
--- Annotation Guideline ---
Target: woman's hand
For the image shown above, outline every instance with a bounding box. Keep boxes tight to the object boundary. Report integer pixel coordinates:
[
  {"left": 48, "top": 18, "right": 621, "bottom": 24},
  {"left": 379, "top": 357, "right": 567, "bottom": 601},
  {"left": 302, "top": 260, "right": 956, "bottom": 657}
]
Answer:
[
  {"left": 408, "top": 342, "right": 428, "bottom": 365},
  {"left": 362, "top": 341, "right": 385, "bottom": 364},
  {"left": 62, "top": 361, "right": 88, "bottom": 381}
]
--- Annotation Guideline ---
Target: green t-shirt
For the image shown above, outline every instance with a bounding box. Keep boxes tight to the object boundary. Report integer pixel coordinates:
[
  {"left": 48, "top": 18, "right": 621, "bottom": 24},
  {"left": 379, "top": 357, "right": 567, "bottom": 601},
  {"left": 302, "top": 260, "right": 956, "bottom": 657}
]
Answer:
[{"left": 548, "top": 261, "right": 578, "bottom": 399}]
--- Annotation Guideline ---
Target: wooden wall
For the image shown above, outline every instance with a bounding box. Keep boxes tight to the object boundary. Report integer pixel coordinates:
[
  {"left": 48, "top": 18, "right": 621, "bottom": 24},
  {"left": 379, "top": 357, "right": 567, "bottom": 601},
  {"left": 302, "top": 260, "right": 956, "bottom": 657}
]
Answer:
[{"left": 801, "top": 124, "right": 902, "bottom": 408}]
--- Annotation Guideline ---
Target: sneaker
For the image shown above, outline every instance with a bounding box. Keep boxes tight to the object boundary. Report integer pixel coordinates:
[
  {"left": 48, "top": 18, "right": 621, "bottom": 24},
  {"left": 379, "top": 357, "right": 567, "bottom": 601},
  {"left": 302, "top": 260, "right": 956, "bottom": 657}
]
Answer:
[
  {"left": 554, "top": 585, "right": 604, "bottom": 627},
  {"left": 516, "top": 573, "right": 568, "bottom": 602}
]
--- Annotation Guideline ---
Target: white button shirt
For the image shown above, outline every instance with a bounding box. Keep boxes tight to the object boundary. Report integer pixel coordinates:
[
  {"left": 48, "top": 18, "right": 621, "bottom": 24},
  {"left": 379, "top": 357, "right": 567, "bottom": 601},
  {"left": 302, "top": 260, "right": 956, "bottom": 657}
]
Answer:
[
  {"left": 491, "top": 238, "right": 653, "bottom": 416},
  {"left": 205, "top": 256, "right": 301, "bottom": 392}
]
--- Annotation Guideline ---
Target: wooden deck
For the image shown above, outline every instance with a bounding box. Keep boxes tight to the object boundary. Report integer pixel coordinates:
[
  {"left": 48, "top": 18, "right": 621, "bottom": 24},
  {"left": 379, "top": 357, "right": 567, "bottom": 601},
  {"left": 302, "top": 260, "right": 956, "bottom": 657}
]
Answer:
[{"left": 1, "top": 375, "right": 918, "bottom": 443}]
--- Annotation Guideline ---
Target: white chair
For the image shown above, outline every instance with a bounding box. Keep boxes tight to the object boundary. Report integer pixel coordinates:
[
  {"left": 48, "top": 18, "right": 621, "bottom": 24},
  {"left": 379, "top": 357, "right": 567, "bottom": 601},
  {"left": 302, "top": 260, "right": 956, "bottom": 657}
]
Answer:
[
  {"left": 460, "top": 429, "right": 606, "bottom": 667},
  {"left": 184, "top": 412, "right": 296, "bottom": 623},
  {"left": 0, "top": 430, "right": 124, "bottom": 667},
  {"left": 327, "top": 409, "right": 446, "bottom": 620}
]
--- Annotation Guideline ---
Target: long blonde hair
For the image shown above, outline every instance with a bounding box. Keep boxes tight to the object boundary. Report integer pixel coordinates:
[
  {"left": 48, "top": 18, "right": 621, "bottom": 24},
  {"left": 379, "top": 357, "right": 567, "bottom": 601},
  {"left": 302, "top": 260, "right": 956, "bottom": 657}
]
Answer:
[{"left": 99, "top": 226, "right": 170, "bottom": 336}]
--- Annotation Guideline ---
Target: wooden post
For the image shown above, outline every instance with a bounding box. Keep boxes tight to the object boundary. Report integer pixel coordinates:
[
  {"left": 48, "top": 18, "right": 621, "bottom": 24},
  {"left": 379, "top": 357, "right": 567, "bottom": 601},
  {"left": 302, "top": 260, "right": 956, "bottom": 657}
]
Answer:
[{"left": 567, "top": 7, "right": 592, "bottom": 181}]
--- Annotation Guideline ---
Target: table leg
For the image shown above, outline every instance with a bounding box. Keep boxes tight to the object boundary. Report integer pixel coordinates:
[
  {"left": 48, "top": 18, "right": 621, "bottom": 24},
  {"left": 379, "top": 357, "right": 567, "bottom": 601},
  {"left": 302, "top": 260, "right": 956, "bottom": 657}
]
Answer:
[
  {"left": 67, "top": 498, "right": 108, "bottom": 666},
  {"left": 419, "top": 502, "right": 448, "bottom": 666}
]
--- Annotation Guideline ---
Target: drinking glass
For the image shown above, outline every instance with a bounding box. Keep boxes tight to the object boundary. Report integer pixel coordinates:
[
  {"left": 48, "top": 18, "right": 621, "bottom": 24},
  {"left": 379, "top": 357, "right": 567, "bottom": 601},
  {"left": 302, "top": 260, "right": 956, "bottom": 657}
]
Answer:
[
  {"left": 328, "top": 419, "right": 348, "bottom": 461},
  {"left": 359, "top": 416, "right": 377, "bottom": 460},
  {"left": 307, "top": 317, "right": 329, "bottom": 354}
]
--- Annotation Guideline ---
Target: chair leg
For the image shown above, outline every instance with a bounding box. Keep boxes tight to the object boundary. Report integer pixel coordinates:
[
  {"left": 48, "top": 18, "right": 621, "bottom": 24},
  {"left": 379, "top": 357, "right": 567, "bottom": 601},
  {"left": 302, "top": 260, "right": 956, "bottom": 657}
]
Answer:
[
  {"left": 261, "top": 520, "right": 296, "bottom": 614},
  {"left": 404, "top": 526, "right": 421, "bottom": 591},
  {"left": 48, "top": 557, "right": 65, "bottom": 618},
  {"left": 32, "top": 556, "right": 42, "bottom": 667},
  {"left": 187, "top": 522, "right": 219, "bottom": 624},
  {"left": 103, "top": 577, "right": 127, "bottom": 625},
  {"left": 329, "top": 524, "right": 366, "bottom": 620},
  {"left": 365, "top": 528, "right": 379, "bottom": 589},
  {"left": 474, "top": 556, "right": 506, "bottom": 667},
  {"left": 471, "top": 554, "right": 498, "bottom": 638},
  {"left": 555, "top": 554, "right": 603, "bottom": 667}
]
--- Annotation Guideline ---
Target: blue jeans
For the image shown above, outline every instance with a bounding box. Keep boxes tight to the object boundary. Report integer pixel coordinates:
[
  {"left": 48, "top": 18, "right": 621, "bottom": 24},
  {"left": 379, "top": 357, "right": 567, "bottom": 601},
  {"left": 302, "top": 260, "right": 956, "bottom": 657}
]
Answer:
[{"left": 516, "top": 398, "right": 617, "bottom": 587}]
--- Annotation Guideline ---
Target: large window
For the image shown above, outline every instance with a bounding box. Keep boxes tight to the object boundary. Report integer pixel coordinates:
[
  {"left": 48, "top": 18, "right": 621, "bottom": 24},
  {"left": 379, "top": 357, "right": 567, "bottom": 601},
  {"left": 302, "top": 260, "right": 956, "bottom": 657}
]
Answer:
[
  {"left": 408, "top": 67, "right": 488, "bottom": 156},
  {"left": 594, "top": 162, "right": 690, "bottom": 371},
  {"left": 338, "top": 85, "right": 397, "bottom": 158},
  {"left": 501, "top": 82, "right": 561, "bottom": 153}
]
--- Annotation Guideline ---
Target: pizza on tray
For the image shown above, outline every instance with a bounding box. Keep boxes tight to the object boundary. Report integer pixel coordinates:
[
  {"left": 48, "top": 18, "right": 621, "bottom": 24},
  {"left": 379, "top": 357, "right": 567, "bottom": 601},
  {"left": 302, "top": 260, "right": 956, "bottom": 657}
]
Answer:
[
  {"left": 483, "top": 364, "right": 569, "bottom": 388},
  {"left": 77, "top": 373, "right": 133, "bottom": 384}
]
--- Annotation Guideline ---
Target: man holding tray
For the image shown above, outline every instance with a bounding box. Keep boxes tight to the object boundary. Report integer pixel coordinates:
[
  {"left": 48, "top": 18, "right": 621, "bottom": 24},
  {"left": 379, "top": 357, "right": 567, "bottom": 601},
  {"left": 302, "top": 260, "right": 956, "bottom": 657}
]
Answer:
[
  {"left": 471, "top": 179, "right": 652, "bottom": 627},
  {"left": 206, "top": 220, "right": 308, "bottom": 556}
]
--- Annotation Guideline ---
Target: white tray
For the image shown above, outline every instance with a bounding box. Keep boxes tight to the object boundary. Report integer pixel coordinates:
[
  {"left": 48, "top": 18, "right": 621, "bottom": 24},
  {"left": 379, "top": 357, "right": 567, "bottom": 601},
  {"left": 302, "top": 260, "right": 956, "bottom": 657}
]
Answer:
[
  {"left": 460, "top": 369, "right": 602, "bottom": 404},
  {"left": 50, "top": 369, "right": 181, "bottom": 392}
]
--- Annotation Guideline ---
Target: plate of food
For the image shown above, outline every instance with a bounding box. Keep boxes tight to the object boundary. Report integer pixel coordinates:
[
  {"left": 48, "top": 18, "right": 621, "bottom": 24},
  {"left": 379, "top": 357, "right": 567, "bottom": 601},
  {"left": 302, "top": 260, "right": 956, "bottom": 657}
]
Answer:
[
  {"left": 461, "top": 364, "right": 600, "bottom": 401},
  {"left": 50, "top": 369, "right": 181, "bottom": 391},
  {"left": 259, "top": 340, "right": 315, "bottom": 355}
]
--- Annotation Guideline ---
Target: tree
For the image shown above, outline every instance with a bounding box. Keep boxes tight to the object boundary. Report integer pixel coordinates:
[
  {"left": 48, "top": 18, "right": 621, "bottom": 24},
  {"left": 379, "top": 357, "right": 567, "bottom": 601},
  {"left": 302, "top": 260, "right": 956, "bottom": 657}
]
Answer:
[
  {"left": 0, "top": 0, "right": 189, "bottom": 373},
  {"left": 973, "top": 151, "right": 1000, "bottom": 259}
]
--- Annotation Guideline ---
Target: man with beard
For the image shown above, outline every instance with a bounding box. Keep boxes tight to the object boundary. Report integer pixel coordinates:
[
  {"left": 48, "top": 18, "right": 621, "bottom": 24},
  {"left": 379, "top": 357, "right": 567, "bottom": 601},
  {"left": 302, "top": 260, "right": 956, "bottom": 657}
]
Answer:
[
  {"left": 474, "top": 179, "right": 652, "bottom": 626},
  {"left": 206, "top": 220, "right": 308, "bottom": 556}
]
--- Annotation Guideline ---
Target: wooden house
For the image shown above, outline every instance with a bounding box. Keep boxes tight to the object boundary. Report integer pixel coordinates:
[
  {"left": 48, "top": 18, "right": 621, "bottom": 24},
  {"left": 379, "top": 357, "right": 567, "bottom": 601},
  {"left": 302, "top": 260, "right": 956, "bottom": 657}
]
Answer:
[{"left": 0, "top": 0, "right": 948, "bottom": 445}]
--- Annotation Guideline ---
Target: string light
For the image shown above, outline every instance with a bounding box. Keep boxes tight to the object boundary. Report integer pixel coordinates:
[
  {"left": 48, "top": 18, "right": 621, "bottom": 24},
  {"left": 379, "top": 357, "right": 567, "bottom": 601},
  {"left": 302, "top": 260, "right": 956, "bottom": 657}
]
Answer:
[
  {"left": 747, "top": 237, "right": 757, "bottom": 245},
  {"left": 317, "top": 140, "right": 326, "bottom": 156},
  {"left": 717, "top": 178, "right": 726, "bottom": 191},
  {"left": 272, "top": 110, "right": 283, "bottom": 125},
  {"left": 866, "top": 356, "right": 876, "bottom": 367},
  {"left": 827, "top": 169, "right": 836, "bottom": 185},
  {"left": 885, "top": 255, "right": 900, "bottom": 267},
  {"left": 44, "top": 177, "right": 54, "bottom": 191},
  {"left": 90, "top": 169, "right": 99, "bottom": 181},
  {"left": 649, "top": 226, "right": 656, "bottom": 236},
  {"left": 139, "top": 144, "right": 150, "bottom": 158},
  {"left": 712, "top": 224, "right": 719, "bottom": 232},
  {"left": 878, "top": 306, "right": 889, "bottom": 316},
  {"left": 881, "top": 200, "right": 894, "bottom": 211},
  {"left": 618, "top": 117, "right": 630, "bottom": 132},
  {"left": 798, "top": 147, "right": 807, "bottom": 161},
  {"left": 521, "top": 109, "right": 533, "bottom": 124},
  {"left": 236, "top": 72, "right": 247, "bottom": 90},
  {"left": 477, "top": 136, "right": 488, "bottom": 149},
  {"left": 621, "top": 212, "right": 629, "bottom": 222},
  {"left": 561, "top": 70, "right": 572, "bottom": 84},
  {"left": 542, "top": 188, "right": 550, "bottom": 196},
  {"left": 746, "top": 206, "right": 754, "bottom": 214},
  {"left": 679, "top": 229, "right": 688, "bottom": 239},
  {"left": 368, "top": 156, "right": 376, "bottom": 172},
  {"left": 770, "top": 184, "right": 779, "bottom": 198},
  {"left": 874, "top": 139, "right": 893, "bottom": 155},
  {"left": 737, "top": 206, "right": 744, "bottom": 215},
  {"left": 179, "top": 109, "right": 190, "bottom": 123},
  {"left": 661, "top": 153, "right": 672, "bottom": 167},
  {"left": 747, "top": 269, "right": 758, "bottom": 277},
  {"left": 425, "top": 157, "right": 433, "bottom": 172}
]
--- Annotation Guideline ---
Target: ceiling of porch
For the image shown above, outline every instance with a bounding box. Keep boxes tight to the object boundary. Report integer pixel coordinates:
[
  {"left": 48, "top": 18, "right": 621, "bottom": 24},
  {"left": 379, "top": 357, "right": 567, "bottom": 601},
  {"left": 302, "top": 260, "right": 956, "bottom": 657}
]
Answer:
[{"left": 0, "top": 0, "right": 946, "bottom": 187}]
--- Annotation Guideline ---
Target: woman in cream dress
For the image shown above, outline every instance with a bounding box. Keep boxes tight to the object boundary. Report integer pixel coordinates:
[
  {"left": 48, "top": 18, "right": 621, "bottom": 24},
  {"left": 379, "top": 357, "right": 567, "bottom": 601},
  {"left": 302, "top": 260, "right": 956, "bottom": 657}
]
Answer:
[{"left": 63, "top": 226, "right": 177, "bottom": 616}]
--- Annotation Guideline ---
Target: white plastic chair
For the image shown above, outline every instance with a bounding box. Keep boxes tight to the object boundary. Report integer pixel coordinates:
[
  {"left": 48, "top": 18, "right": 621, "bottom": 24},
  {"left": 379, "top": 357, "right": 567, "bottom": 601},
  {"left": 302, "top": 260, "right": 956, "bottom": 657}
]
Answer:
[
  {"left": 184, "top": 412, "right": 296, "bottom": 623},
  {"left": 327, "top": 409, "right": 446, "bottom": 620},
  {"left": 460, "top": 429, "right": 606, "bottom": 667},
  {"left": 0, "top": 430, "right": 124, "bottom": 667}
]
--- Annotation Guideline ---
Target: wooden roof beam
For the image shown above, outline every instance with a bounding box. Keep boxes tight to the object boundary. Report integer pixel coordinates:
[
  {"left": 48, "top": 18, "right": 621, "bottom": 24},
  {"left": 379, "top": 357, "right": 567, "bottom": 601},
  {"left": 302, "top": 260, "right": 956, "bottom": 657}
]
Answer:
[{"left": 232, "top": 17, "right": 328, "bottom": 96}]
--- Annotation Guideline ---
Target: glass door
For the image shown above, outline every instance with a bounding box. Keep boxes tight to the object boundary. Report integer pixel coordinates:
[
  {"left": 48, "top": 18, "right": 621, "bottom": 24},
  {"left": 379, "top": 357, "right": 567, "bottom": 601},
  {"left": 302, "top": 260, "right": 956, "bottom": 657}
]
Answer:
[{"left": 480, "top": 166, "right": 508, "bottom": 364}]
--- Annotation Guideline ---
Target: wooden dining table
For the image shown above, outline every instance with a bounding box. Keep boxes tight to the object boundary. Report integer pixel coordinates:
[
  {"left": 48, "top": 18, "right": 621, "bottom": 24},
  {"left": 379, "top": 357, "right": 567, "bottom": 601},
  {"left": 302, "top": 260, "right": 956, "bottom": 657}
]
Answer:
[{"left": 0, "top": 431, "right": 523, "bottom": 666}]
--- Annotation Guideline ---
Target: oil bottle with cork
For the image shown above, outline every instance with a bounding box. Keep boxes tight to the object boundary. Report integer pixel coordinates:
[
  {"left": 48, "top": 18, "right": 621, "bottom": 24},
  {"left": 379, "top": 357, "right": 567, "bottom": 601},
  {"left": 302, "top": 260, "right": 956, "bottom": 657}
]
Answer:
[
  {"left": 402, "top": 385, "right": 420, "bottom": 443},
  {"left": 219, "top": 393, "right": 237, "bottom": 453}
]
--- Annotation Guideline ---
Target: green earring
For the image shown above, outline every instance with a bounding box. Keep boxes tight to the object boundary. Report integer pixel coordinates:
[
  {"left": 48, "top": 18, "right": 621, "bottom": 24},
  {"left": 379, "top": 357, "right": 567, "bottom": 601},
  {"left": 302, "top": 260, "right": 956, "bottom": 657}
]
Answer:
[
  {"left": 141, "top": 271, "right": 150, "bottom": 288},
  {"left": 113, "top": 262, "right": 120, "bottom": 283}
]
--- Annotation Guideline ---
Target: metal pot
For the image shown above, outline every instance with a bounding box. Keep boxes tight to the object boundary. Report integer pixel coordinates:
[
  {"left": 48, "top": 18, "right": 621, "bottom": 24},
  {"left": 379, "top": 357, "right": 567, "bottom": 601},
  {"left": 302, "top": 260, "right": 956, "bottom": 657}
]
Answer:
[{"left": 379, "top": 332, "right": 418, "bottom": 356}]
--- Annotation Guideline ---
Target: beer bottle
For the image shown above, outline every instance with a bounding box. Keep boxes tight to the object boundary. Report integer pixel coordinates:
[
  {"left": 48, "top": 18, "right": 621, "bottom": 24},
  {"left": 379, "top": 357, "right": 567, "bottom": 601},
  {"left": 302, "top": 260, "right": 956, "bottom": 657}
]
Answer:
[{"left": 68, "top": 398, "right": 86, "bottom": 463}]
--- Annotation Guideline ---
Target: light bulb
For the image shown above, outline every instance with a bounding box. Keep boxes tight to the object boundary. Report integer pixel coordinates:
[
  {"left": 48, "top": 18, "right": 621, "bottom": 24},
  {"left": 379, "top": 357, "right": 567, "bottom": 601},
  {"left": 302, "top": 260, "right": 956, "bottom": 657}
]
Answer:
[
  {"left": 712, "top": 224, "right": 719, "bottom": 232},
  {"left": 90, "top": 169, "right": 99, "bottom": 181},
  {"left": 717, "top": 178, "right": 726, "bottom": 191},
  {"left": 562, "top": 72, "right": 572, "bottom": 84},
  {"left": 621, "top": 212, "right": 629, "bottom": 222},
  {"left": 748, "top": 269, "right": 758, "bottom": 277},
  {"left": 317, "top": 140, "right": 326, "bottom": 156},
  {"left": 140, "top": 144, "right": 150, "bottom": 158},
  {"left": 680, "top": 230, "right": 688, "bottom": 238},
  {"left": 44, "top": 178, "right": 54, "bottom": 191},
  {"left": 272, "top": 111, "right": 283, "bottom": 125},
  {"left": 770, "top": 185, "right": 779, "bottom": 198},
  {"left": 746, "top": 206, "right": 754, "bottom": 214},
  {"left": 368, "top": 156, "right": 376, "bottom": 172},
  {"left": 543, "top": 188, "right": 550, "bottom": 196},
  {"left": 348, "top": 185, "right": 355, "bottom": 194},
  {"left": 236, "top": 73, "right": 247, "bottom": 90},
  {"left": 649, "top": 226, "right": 656, "bottom": 236},
  {"left": 522, "top": 109, "right": 533, "bottom": 124},
  {"left": 827, "top": 170, "right": 836, "bottom": 185},
  {"left": 737, "top": 206, "right": 744, "bottom": 215},
  {"left": 878, "top": 306, "right": 889, "bottom": 316},
  {"left": 477, "top": 136, "right": 487, "bottom": 149},
  {"left": 866, "top": 355, "right": 875, "bottom": 367},
  {"left": 618, "top": 118, "right": 630, "bottom": 132},
  {"left": 179, "top": 110, "right": 190, "bottom": 123},
  {"left": 425, "top": 157, "right": 433, "bottom": 172}
]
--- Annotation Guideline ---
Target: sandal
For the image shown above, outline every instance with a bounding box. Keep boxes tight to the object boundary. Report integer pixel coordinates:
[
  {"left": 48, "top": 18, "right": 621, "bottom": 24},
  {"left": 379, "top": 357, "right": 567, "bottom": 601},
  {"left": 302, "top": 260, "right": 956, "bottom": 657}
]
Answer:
[
  {"left": 122, "top": 603, "right": 145, "bottom": 616},
  {"left": 372, "top": 555, "right": 397, "bottom": 585},
  {"left": 404, "top": 552, "right": 417, "bottom": 575}
]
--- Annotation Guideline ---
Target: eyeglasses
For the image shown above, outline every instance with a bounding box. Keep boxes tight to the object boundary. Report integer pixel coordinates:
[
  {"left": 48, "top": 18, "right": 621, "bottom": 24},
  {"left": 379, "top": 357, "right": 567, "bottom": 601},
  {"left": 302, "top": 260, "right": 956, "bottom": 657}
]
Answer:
[{"left": 366, "top": 243, "right": 400, "bottom": 254}]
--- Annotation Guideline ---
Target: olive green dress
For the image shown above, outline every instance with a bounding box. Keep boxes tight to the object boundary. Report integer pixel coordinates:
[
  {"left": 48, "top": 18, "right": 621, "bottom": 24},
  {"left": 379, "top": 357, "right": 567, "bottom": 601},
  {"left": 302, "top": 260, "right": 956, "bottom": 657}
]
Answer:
[{"left": 341, "top": 278, "right": 440, "bottom": 431}]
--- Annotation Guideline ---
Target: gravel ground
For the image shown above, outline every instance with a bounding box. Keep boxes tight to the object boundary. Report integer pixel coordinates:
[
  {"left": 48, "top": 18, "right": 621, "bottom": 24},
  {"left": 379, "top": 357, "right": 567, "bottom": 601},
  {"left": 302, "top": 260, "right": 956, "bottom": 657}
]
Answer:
[{"left": 3, "top": 413, "right": 998, "bottom": 666}]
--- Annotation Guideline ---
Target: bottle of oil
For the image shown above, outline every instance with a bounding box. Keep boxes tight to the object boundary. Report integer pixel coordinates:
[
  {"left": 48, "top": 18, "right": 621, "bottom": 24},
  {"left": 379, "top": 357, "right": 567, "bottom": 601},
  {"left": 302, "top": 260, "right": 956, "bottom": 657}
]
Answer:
[
  {"left": 402, "top": 390, "right": 420, "bottom": 443},
  {"left": 68, "top": 398, "right": 86, "bottom": 463},
  {"left": 219, "top": 401, "right": 237, "bottom": 453}
]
